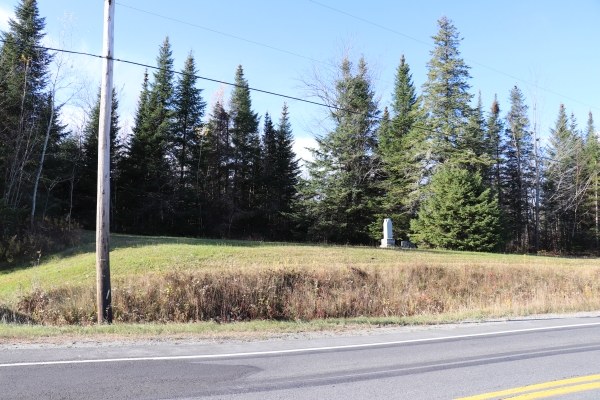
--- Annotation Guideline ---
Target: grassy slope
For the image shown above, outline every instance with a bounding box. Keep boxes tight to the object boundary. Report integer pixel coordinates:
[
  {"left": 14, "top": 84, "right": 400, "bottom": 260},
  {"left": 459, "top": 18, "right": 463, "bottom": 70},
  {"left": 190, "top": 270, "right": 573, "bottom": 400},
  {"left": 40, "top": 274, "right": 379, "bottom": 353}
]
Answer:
[
  {"left": 1, "top": 232, "right": 597, "bottom": 303},
  {"left": 1, "top": 233, "right": 599, "bottom": 339}
]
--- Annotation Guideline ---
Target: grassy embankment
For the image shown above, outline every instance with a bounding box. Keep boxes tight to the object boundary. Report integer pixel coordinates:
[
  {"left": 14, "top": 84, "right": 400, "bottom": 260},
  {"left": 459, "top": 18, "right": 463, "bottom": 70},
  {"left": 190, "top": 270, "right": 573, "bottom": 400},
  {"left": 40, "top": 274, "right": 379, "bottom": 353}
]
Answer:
[{"left": 0, "top": 232, "right": 599, "bottom": 339}]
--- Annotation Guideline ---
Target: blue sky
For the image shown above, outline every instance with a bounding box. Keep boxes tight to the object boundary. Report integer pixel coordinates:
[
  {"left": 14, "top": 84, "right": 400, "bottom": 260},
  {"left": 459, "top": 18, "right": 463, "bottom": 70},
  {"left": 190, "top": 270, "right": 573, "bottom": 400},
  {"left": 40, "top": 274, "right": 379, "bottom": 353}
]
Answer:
[{"left": 0, "top": 0, "right": 598, "bottom": 158}]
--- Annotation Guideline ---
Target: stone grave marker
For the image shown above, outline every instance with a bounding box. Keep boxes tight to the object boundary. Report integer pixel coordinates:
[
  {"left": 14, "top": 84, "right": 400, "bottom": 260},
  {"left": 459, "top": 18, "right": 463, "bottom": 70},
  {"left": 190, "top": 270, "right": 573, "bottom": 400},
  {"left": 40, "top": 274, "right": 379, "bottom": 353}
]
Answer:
[{"left": 380, "top": 218, "right": 396, "bottom": 248}]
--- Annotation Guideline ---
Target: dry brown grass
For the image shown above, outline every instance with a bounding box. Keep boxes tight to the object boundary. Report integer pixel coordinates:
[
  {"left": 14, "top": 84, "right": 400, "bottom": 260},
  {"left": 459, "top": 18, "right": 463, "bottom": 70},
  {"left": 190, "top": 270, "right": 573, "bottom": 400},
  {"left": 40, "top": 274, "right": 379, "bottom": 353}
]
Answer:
[{"left": 13, "top": 262, "right": 600, "bottom": 326}]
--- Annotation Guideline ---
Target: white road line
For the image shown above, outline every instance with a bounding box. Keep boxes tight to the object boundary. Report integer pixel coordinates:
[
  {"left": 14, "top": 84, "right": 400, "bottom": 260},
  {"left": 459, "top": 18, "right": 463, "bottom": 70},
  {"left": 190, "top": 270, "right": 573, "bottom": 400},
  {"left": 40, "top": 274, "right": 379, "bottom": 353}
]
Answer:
[{"left": 1, "top": 321, "right": 599, "bottom": 368}]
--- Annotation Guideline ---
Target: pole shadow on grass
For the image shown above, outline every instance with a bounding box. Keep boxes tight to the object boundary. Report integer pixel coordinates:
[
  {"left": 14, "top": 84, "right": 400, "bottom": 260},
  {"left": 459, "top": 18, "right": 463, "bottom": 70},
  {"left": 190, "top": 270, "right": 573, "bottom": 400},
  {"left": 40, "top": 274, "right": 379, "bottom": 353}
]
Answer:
[{"left": 0, "top": 307, "right": 34, "bottom": 324}]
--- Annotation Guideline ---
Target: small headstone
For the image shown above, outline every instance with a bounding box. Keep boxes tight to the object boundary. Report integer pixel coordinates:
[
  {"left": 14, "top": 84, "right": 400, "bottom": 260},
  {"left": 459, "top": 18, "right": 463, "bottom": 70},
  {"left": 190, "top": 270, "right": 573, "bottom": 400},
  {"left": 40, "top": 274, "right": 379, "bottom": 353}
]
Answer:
[
  {"left": 380, "top": 218, "right": 396, "bottom": 248},
  {"left": 401, "top": 240, "right": 416, "bottom": 249}
]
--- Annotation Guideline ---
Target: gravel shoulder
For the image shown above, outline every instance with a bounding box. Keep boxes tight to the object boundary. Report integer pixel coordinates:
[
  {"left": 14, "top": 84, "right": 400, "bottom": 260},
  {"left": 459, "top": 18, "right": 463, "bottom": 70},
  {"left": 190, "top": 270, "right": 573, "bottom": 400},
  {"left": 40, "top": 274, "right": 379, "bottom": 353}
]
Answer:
[{"left": 2, "top": 310, "right": 599, "bottom": 351}]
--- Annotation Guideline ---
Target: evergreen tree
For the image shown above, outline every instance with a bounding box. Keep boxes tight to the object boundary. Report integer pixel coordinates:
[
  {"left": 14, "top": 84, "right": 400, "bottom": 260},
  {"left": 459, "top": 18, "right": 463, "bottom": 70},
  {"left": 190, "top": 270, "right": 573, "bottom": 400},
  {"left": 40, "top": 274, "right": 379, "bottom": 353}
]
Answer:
[
  {"left": 265, "top": 103, "right": 299, "bottom": 239},
  {"left": 201, "top": 99, "right": 232, "bottom": 237},
  {"left": 261, "top": 112, "right": 277, "bottom": 190},
  {"left": 582, "top": 112, "right": 599, "bottom": 249},
  {"left": 377, "top": 55, "right": 424, "bottom": 239},
  {"left": 421, "top": 16, "right": 479, "bottom": 168},
  {"left": 503, "top": 85, "right": 535, "bottom": 251},
  {"left": 172, "top": 52, "right": 205, "bottom": 186},
  {"left": 411, "top": 167, "right": 502, "bottom": 251},
  {"left": 301, "top": 56, "right": 380, "bottom": 244},
  {"left": 274, "top": 104, "right": 299, "bottom": 209},
  {"left": 229, "top": 65, "right": 261, "bottom": 237},
  {"left": 119, "top": 38, "right": 175, "bottom": 234},
  {"left": 259, "top": 112, "right": 277, "bottom": 236},
  {"left": 170, "top": 52, "right": 206, "bottom": 234},
  {"left": 543, "top": 104, "right": 585, "bottom": 251},
  {"left": 486, "top": 95, "right": 505, "bottom": 197},
  {"left": 0, "top": 0, "right": 52, "bottom": 209},
  {"left": 390, "top": 55, "right": 418, "bottom": 138}
]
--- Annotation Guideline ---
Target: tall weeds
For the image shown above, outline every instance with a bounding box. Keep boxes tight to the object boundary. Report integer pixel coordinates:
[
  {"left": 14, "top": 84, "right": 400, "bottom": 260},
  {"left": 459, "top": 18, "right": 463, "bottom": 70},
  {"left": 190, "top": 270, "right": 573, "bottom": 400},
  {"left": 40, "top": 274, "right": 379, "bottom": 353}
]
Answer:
[{"left": 13, "top": 264, "right": 600, "bottom": 325}]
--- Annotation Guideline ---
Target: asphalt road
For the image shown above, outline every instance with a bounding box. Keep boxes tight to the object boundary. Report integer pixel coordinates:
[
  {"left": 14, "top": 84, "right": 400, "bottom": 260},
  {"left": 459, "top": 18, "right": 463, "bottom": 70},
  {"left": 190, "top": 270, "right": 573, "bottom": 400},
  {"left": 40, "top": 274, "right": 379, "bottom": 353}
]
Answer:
[{"left": 2, "top": 317, "right": 600, "bottom": 399}]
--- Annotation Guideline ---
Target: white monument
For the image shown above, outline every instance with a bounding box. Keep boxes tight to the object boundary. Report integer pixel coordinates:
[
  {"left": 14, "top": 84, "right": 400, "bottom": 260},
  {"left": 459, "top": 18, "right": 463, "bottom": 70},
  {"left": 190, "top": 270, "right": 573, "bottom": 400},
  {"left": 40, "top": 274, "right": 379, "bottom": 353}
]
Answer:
[{"left": 380, "top": 218, "right": 396, "bottom": 248}]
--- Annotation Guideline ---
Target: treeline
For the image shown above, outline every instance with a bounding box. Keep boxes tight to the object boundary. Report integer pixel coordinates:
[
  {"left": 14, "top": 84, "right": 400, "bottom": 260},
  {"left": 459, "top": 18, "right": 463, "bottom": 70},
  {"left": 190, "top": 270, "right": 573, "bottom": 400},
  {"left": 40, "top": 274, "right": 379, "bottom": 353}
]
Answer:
[
  {"left": 61, "top": 40, "right": 299, "bottom": 240},
  {"left": 301, "top": 17, "right": 599, "bottom": 253},
  {"left": 1, "top": 1, "right": 598, "bottom": 263}
]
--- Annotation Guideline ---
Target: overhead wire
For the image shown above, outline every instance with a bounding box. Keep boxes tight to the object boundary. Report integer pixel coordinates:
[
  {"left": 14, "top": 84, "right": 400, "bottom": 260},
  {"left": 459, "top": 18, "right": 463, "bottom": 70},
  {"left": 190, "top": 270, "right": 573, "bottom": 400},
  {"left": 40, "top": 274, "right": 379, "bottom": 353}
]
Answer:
[
  {"left": 115, "top": 1, "right": 394, "bottom": 86},
  {"left": 115, "top": 2, "right": 325, "bottom": 67},
  {"left": 0, "top": 38, "right": 393, "bottom": 122},
  {"left": 0, "top": 38, "right": 578, "bottom": 165},
  {"left": 308, "top": 0, "right": 600, "bottom": 112}
]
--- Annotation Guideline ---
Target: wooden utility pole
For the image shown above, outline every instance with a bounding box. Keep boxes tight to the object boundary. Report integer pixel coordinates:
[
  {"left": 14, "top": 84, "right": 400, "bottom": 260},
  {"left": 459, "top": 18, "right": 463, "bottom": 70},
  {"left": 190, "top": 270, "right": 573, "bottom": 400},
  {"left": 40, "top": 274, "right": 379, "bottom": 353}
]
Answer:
[{"left": 96, "top": 0, "right": 115, "bottom": 324}]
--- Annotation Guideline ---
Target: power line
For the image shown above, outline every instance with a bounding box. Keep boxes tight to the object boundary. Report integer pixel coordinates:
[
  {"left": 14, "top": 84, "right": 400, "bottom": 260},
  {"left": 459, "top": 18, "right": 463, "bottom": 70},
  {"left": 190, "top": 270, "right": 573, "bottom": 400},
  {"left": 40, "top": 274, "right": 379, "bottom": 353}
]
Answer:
[
  {"left": 309, "top": 0, "right": 600, "bottom": 112},
  {"left": 120, "top": 0, "right": 599, "bottom": 116},
  {"left": 115, "top": 1, "right": 394, "bottom": 86},
  {"left": 0, "top": 37, "right": 587, "bottom": 168},
  {"left": 0, "top": 38, "right": 393, "bottom": 121},
  {"left": 116, "top": 2, "right": 325, "bottom": 67}
]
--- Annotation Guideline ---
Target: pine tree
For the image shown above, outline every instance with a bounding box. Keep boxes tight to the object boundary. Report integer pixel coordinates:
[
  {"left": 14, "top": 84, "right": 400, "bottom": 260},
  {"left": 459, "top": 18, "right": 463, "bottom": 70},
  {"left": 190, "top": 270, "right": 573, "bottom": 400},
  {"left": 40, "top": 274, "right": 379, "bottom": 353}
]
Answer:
[
  {"left": 274, "top": 104, "right": 299, "bottom": 209},
  {"left": 168, "top": 52, "right": 206, "bottom": 234},
  {"left": 118, "top": 38, "right": 175, "bottom": 234},
  {"left": 486, "top": 95, "right": 505, "bottom": 197},
  {"left": 503, "top": 85, "right": 535, "bottom": 251},
  {"left": 411, "top": 167, "right": 502, "bottom": 251},
  {"left": 421, "top": 16, "right": 479, "bottom": 168},
  {"left": 377, "top": 55, "right": 424, "bottom": 239},
  {"left": 261, "top": 112, "right": 277, "bottom": 188},
  {"left": 391, "top": 55, "right": 418, "bottom": 138},
  {"left": 0, "top": 0, "right": 52, "bottom": 209},
  {"left": 201, "top": 99, "right": 232, "bottom": 237},
  {"left": 259, "top": 112, "right": 277, "bottom": 236},
  {"left": 229, "top": 65, "right": 261, "bottom": 237},
  {"left": 264, "top": 103, "right": 299, "bottom": 239},
  {"left": 301, "top": 56, "right": 380, "bottom": 244},
  {"left": 582, "top": 112, "right": 599, "bottom": 249},
  {"left": 543, "top": 104, "right": 585, "bottom": 251},
  {"left": 172, "top": 52, "right": 205, "bottom": 186}
]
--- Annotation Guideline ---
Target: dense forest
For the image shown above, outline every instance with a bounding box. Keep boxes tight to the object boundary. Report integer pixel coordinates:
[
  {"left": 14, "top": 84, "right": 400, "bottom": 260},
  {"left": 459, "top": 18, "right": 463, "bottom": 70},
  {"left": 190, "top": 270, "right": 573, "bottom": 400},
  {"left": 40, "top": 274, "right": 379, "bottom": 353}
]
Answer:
[{"left": 1, "top": 0, "right": 598, "bottom": 264}]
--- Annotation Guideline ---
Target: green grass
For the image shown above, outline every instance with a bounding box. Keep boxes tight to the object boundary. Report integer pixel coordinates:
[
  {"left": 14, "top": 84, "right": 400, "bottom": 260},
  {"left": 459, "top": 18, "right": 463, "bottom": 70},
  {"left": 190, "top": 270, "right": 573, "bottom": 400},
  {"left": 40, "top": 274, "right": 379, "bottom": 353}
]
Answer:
[{"left": 1, "top": 232, "right": 598, "bottom": 303}]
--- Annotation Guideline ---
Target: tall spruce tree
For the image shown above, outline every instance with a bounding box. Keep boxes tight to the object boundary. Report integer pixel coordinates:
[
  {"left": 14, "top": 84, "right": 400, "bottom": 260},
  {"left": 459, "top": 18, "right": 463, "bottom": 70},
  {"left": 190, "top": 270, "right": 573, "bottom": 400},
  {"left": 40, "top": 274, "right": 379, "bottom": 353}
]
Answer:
[
  {"left": 170, "top": 52, "right": 206, "bottom": 234},
  {"left": 377, "top": 55, "right": 424, "bottom": 239},
  {"left": 173, "top": 52, "right": 205, "bottom": 186},
  {"left": 201, "top": 99, "right": 232, "bottom": 237},
  {"left": 503, "top": 85, "right": 535, "bottom": 251},
  {"left": 301, "top": 56, "right": 380, "bottom": 244},
  {"left": 421, "top": 16, "right": 479, "bottom": 169},
  {"left": 229, "top": 65, "right": 261, "bottom": 237},
  {"left": 119, "top": 38, "right": 175, "bottom": 234},
  {"left": 275, "top": 103, "right": 299, "bottom": 232},
  {"left": 263, "top": 104, "right": 299, "bottom": 239},
  {"left": 259, "top": 112, "right": 278, "bottom": 236}
]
